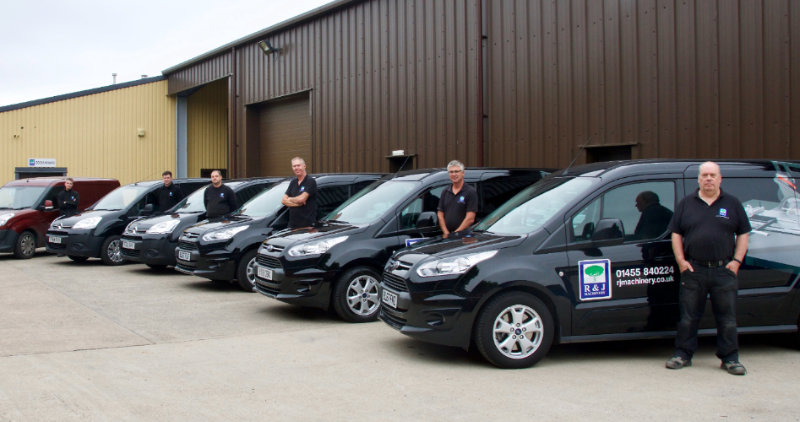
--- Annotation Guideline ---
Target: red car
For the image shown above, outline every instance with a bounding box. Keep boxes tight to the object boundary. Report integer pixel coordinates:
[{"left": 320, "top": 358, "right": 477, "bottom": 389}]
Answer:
[{"left": 0, "top": 177, "right": 119, "bottom": 258}]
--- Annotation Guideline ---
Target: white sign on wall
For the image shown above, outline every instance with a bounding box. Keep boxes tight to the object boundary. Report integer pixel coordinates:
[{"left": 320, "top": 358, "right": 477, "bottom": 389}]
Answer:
[{"left": 28, "top": 158, "right": 57, "bottom": 167}]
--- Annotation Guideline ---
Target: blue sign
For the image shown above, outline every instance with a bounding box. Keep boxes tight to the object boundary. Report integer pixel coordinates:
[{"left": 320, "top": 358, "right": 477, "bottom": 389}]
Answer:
[{"left": 579, "top": 259, "right": 612, "bottom": 301}]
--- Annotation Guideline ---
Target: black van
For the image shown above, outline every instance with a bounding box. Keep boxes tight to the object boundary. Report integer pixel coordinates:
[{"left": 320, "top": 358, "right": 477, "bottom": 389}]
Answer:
[
  {"left": 120, "top": 178, "right": 283, "bottom": 269},
  {"left": 379, "top": 160, "right": 800, "bottom": 368},
  {"left": 174, "top": 173, "right": 383, "bottom": 292},
  {"left": 45, "top": 178, "right": 207, "bottom": 265},
  {"left": 254, "top": 168, "right": 549, "bottom": 322}
]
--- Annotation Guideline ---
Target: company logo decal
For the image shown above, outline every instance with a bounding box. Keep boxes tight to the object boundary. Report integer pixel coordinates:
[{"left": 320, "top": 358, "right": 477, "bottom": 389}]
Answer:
[
  {"left": 579, "top": 259, "right": 612, "bottom": 301},
  {"left": 717, "top": 208, "right": 728, "bottom": 218}
]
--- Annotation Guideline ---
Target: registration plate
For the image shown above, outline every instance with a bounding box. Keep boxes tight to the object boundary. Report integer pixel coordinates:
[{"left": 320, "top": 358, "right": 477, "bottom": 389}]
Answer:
[
  {"left": 49, "top": 236, "right": 62, "bottom": 244},
  {"left": 178, "top": 250, "right": 191, "bottom": 261},
  {"left": 122, "top": 240, "right": 135, "bottom": 250},
  {"left": 382, "top": 289, "right": 398, "bottom": 308},
  {"left": 257, "top": 266, "right": 273, "bottom": 280}
]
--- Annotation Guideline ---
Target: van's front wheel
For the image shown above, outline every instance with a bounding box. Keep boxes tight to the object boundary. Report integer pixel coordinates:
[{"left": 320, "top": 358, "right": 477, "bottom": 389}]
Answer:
[
  {"left": 100, "top": 235, "right": 126, "bottom": 265},
  {"left": 474, "top": 292, "right": 554, "bottom": 369},
  {"left": 13, "top": 231, "right": 36, "bottom": 259},
  {"left": 332, "top": 267, "right": 381, "bottom": 322}
]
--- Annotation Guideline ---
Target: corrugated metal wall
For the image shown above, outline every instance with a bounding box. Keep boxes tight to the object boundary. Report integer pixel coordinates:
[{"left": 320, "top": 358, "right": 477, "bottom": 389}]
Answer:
[
  {"left": 171, "top": 0, "right": 482, "bottom": 175},
  {"left": 186, "top": 79, "right": 228, "bottom": 176},
  {"left": 485, "top": 0, "right": 800, "bottom": 167},
  {"left": 0, "top": 80, "right": 176, "bottom": 186},
  {"left": 167, "top": 0, "right": 800, "bottom": 176}
]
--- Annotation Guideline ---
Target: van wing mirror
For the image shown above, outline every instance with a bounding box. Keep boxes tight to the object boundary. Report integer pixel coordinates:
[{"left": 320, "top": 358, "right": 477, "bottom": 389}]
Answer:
[
  {"left": 43, "top": 200, "right": 54, "bottom": 211},
  {"left": 416, "top": 211, "right": 438, "bottom": 228},
  {"left": 591, "top": 218, "right": 624, "bottom": 243}
]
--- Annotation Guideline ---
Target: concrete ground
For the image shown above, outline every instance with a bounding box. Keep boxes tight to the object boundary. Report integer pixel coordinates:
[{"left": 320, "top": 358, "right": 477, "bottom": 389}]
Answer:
[{"left": 1, "top": 252, "right": 798, "bottom": 421}]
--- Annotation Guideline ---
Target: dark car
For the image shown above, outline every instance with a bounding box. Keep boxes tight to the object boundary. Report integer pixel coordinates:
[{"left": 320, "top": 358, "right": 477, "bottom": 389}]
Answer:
[
  {"left": 254, "top": 168, "right": 550, "bottom": 322},
  {"left": 378, "top": 159, "right": 800, "bottom": 368},
  {"left": 0, "top": 177, "right": 119, "bottom": 259},
  {"left": 174, "top": 173, "right": 383, "bottom": 292},
  {"left": 120, "top": 177, "right": 284, "bottom": 269},
  {"left": 45, "top": 178, "right": 207, "bottom": 265}
]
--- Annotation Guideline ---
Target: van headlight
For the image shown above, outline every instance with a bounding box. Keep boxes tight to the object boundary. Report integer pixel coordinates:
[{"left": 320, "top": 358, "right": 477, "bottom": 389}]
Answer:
[
  {"left": 416, "top": 250, "right": 498, "bottom": 278},
  {"left": 73, "top": 217, "right": 102, "bottom": 230},
  {"left": 147, "top": 220, "right": 180, "bottom": 234},
  {"left": 287, "top": 236, "right": 348, "bottom": 257},
  {"left": 202, "top": 225, "right": 249, "bottom": 242},
  {"left": 0, "top": 212, "right": 14, "bottom": 227}
]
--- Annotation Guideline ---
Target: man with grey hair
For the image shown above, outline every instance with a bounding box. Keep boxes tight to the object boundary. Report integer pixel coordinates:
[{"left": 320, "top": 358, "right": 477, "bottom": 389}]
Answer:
[
  {"left": 437, "top": 160, "right": 478, "bottom": 238},
  {"left": 281, "top": 156, "right": 317, "bottom": 229}
]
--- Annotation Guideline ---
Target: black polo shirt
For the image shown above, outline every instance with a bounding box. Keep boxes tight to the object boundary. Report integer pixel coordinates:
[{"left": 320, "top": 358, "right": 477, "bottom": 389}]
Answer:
[
  {"left": 204, "top": 184, "right": 237, "bottom": 218},
  {"left": 668, "top": 188, "right": 751, "bottom": 262},
  {"left": 155, "top": 183, "right": 184, "bottom": 212},
  {"left": 285, "top": 176, "right": 317, "bottom": 228},
  {"left": 437, "top": 183, "right": 478, "bottom": 232}
]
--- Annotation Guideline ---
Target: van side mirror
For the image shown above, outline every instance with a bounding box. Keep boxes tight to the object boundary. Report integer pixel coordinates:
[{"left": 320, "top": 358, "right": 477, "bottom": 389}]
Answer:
[
  {"left": 43, "top": 200, "right": 54, "bottom": 211},
  {"left": 591, "top": 218, "right": 625, "bottom": 243},
  {"left": 140, "top": 203, "right": 155, "bottom": 216},
  {"left": 416, "top": 211, "right": 438, "bottom": 228}
]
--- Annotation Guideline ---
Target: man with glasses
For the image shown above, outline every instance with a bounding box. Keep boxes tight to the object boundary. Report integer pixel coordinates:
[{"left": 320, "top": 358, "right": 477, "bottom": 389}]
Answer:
[{"left": 437, "top": 160, "right": 478, "bottom": 238}]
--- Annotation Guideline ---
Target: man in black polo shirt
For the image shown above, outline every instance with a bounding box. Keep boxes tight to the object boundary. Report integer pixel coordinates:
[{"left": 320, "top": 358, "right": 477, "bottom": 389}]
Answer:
[
  {"left": 56, "top": 177, "right": 80, "bottom": 217},
  {"left": 665, "top": 161, "right": 751, "bottom": 375},
  {"left": 155, "top": 170, "right": 184, "bottom": 212},
  {"left": 437, "top": 160, "right": 478, "bottom": 238},
  {"left": 204, "top": 169, "right": 237, "bottom": 218},
  {"left": 281, "top": 157, "right": 317, "bottom": 228}
]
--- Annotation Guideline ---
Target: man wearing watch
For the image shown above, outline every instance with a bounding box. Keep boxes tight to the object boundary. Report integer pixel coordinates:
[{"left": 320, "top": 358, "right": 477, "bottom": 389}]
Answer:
[{"left": 665, "top": 161, "right": 751, "bottom": 375}]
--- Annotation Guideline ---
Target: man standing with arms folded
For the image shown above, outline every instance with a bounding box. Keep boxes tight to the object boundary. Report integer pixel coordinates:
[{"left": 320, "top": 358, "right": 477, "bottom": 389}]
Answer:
[
  {"left": 155, "top": 170, "right": 184, "bottom": 212},
  {"left": 437, "top": 160, "right": 478, "bottom": 239},
  {"left": 281, "top": 157, "right": 317, "bottom": 229},
  {"left": 204, "top": 170, "right": 237, "bottom": 218},
  {"left": 665, "top": 161, "right": 751, "bottom": 375},
  {"left": 57, "top": 177, "right": 80, "bottom": 217}
]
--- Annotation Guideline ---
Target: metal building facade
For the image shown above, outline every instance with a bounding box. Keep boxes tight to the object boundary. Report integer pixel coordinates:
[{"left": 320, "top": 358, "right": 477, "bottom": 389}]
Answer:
[
  {"left": 0, "top": 79, "right": 177, "bottom": 186},
  {"left": 165, "top": 0, "right": 800, "bottom": 176}
]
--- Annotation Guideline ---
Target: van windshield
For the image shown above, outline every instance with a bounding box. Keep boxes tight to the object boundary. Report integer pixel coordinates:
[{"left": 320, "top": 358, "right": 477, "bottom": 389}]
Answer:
[
  {"left": 236, "top": 181, "right": 290, "bottom": 218},
  {"left": 475, "top": 177, "right": 597, "bottom": 235},
  {"left": 92, "top": 185, "right": 151, "bottom": 211},
  {"left": 0, "top": 186, "right": 46, "bottom": 209},
  {"left": 173, "top": 186, "right": 209, "bottom": 213},
  {"left": 325, "top": 180, "right": 419, "bottom": 225}
]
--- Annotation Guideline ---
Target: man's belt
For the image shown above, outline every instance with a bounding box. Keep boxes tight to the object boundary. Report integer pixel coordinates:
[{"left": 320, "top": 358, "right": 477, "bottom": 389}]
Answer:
[{"left": 691, "top": 259, "right": 727, "bottom": 268}]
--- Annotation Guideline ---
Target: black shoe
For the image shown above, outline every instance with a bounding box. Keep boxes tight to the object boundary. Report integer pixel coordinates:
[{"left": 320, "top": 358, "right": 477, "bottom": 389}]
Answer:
[
  {"left": 665, "top": 356, "right": 692, "bottom": 369},
  {"left": 721, "top": 361, "right": 747, "bottom": 376}
]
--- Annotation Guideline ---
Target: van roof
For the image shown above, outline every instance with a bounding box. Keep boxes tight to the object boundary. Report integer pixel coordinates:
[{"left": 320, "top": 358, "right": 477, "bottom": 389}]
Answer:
[{"left": 554, "top": 159, "right": 796, "bottom": 179}]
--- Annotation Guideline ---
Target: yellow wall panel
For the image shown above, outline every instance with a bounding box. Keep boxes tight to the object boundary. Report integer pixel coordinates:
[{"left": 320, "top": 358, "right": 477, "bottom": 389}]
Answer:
[
  {"left": 187, "top": 79, "right": 228, "bottom": 177},
  {"left": 0, "top": 80, "right": 176, "bottom": 186}
]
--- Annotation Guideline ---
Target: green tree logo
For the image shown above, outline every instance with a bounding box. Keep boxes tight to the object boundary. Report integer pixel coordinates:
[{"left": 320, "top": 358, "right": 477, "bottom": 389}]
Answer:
[{"left": 584, "top": 265, "right": 605, "bottom": 282}]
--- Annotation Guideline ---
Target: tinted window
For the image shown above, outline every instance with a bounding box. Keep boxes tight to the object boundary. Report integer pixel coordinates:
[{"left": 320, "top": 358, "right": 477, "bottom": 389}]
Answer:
[
  {"left": 317, "top": 185, "right": 350, "bottom": 218},
  {"left": 477, "top": 177, "right": 597, "bottom": 235},
  {"left": 570, "top": 181, "right": 675, "bottom": 242},
  {"left": 479, "top": 175, "right": 539, "bottom": 216},
  {"left": 92, "top": 185, "right": 151, "bottom": 211},
  {"left": 398, "top": 185, "right": 446, "bottom": 230},
  {"left": 326, "top": 180, "right": 418, "bottom": 225}
]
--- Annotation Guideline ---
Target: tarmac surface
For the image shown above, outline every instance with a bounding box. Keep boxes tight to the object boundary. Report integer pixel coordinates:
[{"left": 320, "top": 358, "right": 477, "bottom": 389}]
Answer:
[{"left": 1, "top": 252, "right": 798, "bottom": 421}]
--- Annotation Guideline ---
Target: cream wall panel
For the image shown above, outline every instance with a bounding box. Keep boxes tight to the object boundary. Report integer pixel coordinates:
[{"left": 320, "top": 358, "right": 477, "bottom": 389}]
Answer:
[
  {"left": 187, "top": 79, "right": 228, "bottom": 177},
  {"left": 0, "top": 80, "right": 176, "bottom": 186}
]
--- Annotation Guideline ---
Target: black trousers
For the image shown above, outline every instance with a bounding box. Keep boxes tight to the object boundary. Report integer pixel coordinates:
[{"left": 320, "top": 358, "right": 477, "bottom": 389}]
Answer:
[{"left": 674, "top": 265, "right": 739, "bottom": 362}]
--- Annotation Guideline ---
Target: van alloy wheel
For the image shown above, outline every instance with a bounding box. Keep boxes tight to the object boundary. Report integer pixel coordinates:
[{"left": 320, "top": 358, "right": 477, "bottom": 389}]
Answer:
[
  {"left": 475, "top": 292, "right": 554, "bottom": 369},
  {"left": 332, "top": 267, "right": 381, "bottom": 323}
]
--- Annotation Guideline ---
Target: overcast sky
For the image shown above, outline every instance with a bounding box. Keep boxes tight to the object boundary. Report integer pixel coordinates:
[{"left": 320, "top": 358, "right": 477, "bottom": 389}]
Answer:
[{"left": 0, "top": 0, "right": 332, "bottom": 107}]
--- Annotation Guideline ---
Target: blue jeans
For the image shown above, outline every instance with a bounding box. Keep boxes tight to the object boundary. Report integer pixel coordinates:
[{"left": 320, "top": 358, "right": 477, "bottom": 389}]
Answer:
[{"left": 674, "top": 265, "right": 739, "bottom": 362}]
